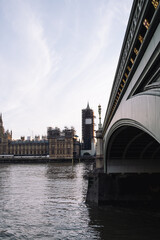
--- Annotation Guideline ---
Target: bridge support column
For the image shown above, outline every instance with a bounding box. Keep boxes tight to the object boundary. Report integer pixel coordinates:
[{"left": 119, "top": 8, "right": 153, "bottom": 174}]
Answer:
[{"left": 86, "top": 173, "right": 160, "bottom": 206}]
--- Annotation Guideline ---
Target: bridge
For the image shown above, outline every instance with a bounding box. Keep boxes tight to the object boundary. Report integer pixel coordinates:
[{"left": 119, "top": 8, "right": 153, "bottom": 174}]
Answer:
[
  {"left": 103, "top": 0, "right": 160, "bottom": 174},
  {"left": 87, "top": 0, "right": 160, "bottom": 205}
]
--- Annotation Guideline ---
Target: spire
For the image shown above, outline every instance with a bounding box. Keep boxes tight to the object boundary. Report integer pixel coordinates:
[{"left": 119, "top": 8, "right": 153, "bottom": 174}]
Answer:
[
  {"left": 0, "top": 113, "right": 4, "bottom": 133},
  {"left": 0, "top": 113, "right": 2, "bottom": 124},
  {"left": 87, "top": 102, "right": 90, "bottom": 109}
]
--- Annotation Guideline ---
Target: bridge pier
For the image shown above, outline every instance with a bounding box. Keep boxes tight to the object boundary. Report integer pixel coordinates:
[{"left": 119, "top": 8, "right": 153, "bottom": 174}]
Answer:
[{"left": 86, "top": 173, "right": 160, "bottom": 206}]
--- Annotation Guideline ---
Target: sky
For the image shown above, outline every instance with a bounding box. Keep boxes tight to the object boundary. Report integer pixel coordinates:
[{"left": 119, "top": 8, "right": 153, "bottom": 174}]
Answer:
[{"left": 0, "top": 0, "right": 133, "bottom": 140}]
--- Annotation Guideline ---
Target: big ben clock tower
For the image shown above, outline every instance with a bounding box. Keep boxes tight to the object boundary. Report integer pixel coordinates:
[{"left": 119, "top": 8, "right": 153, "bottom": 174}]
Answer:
[{"left": 82, "top": 103, "right": 95, "bottom": 154}]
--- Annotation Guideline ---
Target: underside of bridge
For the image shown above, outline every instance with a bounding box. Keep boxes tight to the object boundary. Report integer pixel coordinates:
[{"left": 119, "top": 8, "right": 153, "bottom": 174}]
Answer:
[
  {"left": 106, "top": 126, "right": 160, "bottom": 173},
  {"left": 87, "top": 126, "right": 160, "bottom": 205}
]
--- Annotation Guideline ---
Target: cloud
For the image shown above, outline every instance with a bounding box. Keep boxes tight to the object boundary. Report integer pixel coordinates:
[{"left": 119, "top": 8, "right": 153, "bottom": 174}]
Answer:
[
  {"left": 0, "top": 0, "right": 133, "bottom": 139},
  {"left": 0, "top": 0, "right": 59, "bottom": 109}
]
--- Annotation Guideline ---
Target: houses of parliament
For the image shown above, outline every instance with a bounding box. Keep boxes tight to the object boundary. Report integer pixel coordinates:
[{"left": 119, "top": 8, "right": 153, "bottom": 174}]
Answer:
[
  {"left": 0, "top": 103, "right": 95, "bottom": 159},
  {"left": 0, "top": 114, "right": 80, "bottom": 159}
]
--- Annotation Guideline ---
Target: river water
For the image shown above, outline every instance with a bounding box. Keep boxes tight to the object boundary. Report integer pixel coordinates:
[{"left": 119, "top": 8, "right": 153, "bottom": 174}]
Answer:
[{"left": 0, "top": 162, "right": 160, "bottom": 240}]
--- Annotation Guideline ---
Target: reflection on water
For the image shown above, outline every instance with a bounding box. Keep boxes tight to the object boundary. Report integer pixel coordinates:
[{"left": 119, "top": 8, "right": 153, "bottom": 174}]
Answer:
[{"left": 0, "top": 162, "right": 160, "bottom": 239}]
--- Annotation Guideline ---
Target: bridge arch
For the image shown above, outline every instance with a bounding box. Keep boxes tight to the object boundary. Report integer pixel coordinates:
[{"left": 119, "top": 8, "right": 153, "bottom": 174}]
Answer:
[{"left": 104, "top": 119, "right": 160, "bottom": 174}]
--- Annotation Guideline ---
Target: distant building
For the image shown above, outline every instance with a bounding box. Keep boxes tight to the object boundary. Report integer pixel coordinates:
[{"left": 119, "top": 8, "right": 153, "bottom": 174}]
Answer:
[
  {"left": 0, "top": 114, "right": 80, "bottom": 159},
  {"left": 81, "top": 103, "right": 95, "bottom": 156},
  {"left": 47, "top": 127, "right": 80, "bottom": 159},
  {"left": 0, "top": 114, "right": 12, "bottom": 155},
  {"left": 8, "top": 138, "right": 48, "bottom": 156}
]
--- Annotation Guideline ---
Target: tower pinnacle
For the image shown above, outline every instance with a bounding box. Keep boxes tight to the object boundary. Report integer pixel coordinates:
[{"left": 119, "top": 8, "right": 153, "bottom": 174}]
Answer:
[
  {"left": 0, "top": 113, "right": 3, "bottom": 125},
  {"left": 87, "top": 102, "right": 90, "bottom": 109}
]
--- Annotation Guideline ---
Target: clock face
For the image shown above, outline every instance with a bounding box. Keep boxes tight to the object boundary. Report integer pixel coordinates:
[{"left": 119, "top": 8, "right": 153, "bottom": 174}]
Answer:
[{"left": 85, "top": 118, "right": 92, "bottom": 124}]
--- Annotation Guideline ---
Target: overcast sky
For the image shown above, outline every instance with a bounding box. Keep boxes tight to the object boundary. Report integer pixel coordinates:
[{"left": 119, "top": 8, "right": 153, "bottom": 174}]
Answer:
[{"left": 0, "top": 0, "right": 133, "bottom": 140}]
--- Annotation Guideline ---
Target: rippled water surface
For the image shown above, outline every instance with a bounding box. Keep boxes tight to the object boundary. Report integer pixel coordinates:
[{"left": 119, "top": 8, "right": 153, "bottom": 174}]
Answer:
[{"left": 0, "top": 162, "right": 160, "bottom": 240}]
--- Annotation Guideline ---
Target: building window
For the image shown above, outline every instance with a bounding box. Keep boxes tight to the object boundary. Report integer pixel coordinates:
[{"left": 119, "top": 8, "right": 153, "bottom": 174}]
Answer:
[
  {"left": 52, "top": 147, "right": 54, "bottom": 154},
  {"left": 67, "top": 149, "right": 71, "bottom": 155}
]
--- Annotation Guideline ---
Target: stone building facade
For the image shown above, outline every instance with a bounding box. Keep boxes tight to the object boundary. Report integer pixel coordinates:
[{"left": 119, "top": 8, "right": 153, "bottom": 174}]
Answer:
[
  {"left": 47, "top": 127, "right": 80, "bottom": 159},
  {"left": 8, "top": 138, "right": 48, "bottom": 156},
  {"left": 0, "top": 114, "right": 80, "bottom": 159},
  {"left": 0, "top": 114, "right": 12, "bottom": 155}
]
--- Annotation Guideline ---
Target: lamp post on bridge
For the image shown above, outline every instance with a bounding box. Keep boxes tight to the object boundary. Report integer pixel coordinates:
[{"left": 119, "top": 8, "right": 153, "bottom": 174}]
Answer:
[{"left": 95, "top": 105, "right": 104, "bottom": 170}]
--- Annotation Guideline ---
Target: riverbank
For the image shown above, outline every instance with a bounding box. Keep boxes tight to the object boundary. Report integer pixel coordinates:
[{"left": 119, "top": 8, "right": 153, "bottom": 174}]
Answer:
[{"left": 0, "top": 157, "right": 95, "bottom": 164}]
